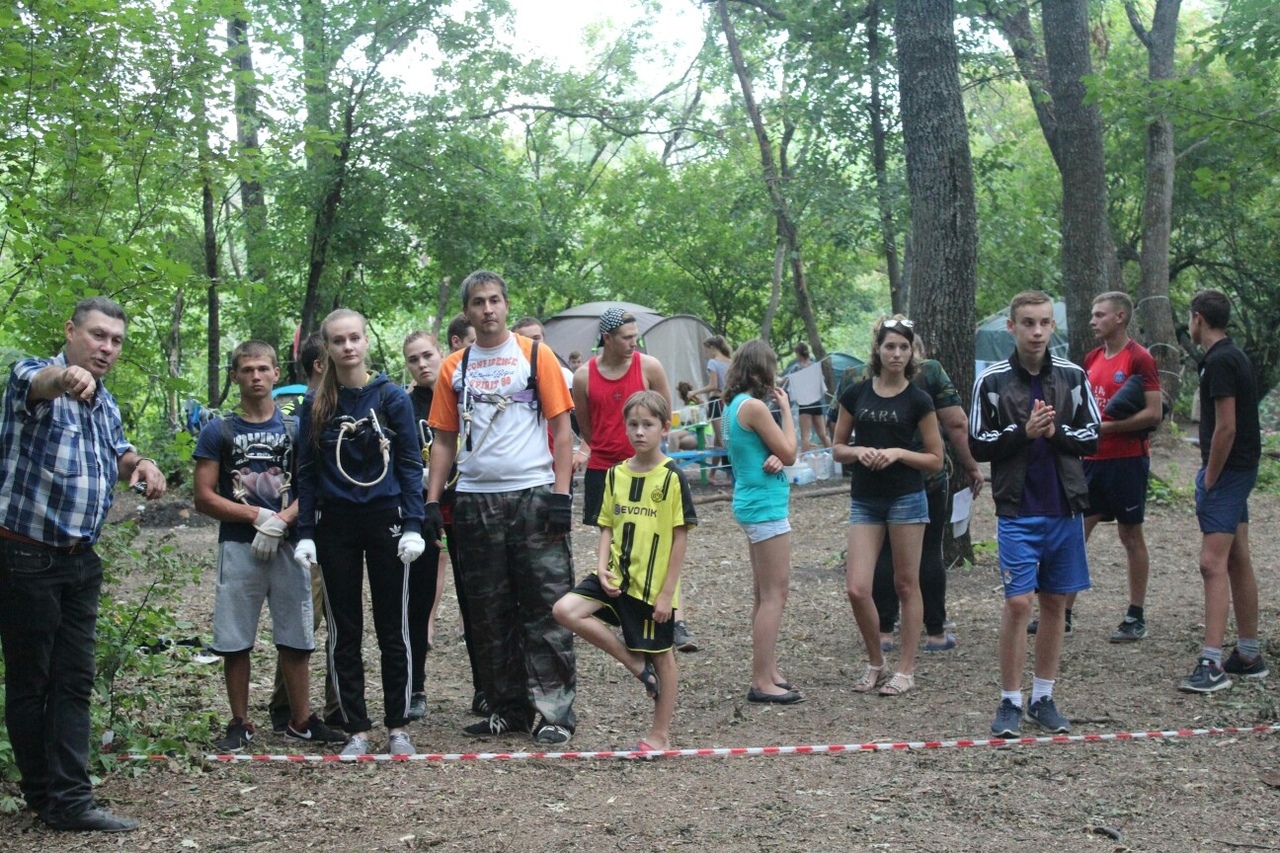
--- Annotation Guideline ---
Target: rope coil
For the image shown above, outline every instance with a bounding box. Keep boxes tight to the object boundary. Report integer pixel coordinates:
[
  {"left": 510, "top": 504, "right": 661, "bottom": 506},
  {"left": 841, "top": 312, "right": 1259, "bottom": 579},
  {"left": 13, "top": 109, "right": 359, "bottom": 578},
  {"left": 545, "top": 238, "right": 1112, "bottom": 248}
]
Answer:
[{"left": 334, "top": 408, "right": 392, "bottom": 488}]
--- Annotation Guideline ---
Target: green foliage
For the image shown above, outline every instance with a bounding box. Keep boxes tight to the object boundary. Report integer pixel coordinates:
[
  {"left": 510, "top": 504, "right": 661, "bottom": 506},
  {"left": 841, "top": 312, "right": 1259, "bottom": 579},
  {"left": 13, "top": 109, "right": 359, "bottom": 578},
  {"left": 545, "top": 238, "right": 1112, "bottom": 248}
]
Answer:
[
  {"left": 1146, "top": 466, "right": 1191, "bottom": 507},
  {"left": 0, "top": 518, "right": 210, "bottom": 798},
  {"left": 1253, "top": 434, "right": 1280, "bottom": 496}
]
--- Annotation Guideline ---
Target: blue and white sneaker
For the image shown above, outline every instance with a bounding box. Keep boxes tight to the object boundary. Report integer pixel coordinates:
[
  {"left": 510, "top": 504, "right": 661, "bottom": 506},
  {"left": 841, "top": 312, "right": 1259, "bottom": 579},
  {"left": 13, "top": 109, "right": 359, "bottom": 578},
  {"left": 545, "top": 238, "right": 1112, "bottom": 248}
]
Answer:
[
  {"left": 1178, "top": 658, "right": 1233, "bottom": 693},
  {"left": 990, "top": 699, "right": 1022, "bottom": 739},
  {"left": 1025, "top": 697, "right": 1070, "bottom": 733}
]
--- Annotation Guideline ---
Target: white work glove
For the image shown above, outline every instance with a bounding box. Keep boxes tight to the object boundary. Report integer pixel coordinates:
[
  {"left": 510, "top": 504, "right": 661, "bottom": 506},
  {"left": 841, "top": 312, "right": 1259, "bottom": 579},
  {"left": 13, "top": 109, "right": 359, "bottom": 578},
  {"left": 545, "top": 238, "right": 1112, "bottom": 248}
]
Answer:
[
  {"left": 294, "top": 538, "right": 318, "bottom": 569},
  {"left": 251, "top": 508, "right": 289, "bottom": 561},
  {"left": 398, "top": 531, "right": 426, "bottom": 566}
]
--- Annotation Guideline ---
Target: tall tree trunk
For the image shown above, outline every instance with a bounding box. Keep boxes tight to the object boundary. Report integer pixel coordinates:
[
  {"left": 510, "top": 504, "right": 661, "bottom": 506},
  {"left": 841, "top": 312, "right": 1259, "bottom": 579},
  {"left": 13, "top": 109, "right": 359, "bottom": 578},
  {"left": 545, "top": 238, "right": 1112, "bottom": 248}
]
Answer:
[
  {"left": 227, "top": 14, "right": 272, "bottom": 347},
  {"left": 1042, "top": 0, "right": 1112, "bottom": 361},
  {"left": 436, "top": 275, "right": 452, "bottom": 334},
  {"left": 761, "top": 234, "right": 784, "bottom": 346},
  {"left": 867, "top": 0, "right": 903, "bottom": 313},
  {"left": 1126, "top": 0, "right": 1183, "bottom": 408},
  {"left": 166, "top": 284, "right": 183, "bottom": 431},
  {"left": 297, "top": 0, "right": 342, "bottom": 340},
  {"left": 203, "top": 174, "right": 221, "bottom": 405},
  {"left": 196, "top": 76, "right": 223, "bottom": 406},
  {"left": 716, "top": 0, "right": 826, "bottom": 374},
  {"left": 895, "top": 0, "right": 979, "bottom": 564}
]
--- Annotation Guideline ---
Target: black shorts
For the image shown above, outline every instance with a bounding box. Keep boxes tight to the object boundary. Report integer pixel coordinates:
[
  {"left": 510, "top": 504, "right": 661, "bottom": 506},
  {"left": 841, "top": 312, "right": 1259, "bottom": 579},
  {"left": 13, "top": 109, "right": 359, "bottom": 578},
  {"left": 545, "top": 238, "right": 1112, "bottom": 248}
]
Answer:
[
  {"left": 798, "top": 402, "right": 824, "bottom": 417},
  {"left": 706, "top": 397, "right": 723, "bottom": 419},
  {"left": 582, "top": 468, "right": 607, "bottom": 526},
  {"left": 568, "top": 574, "right": 675, "bottom": 653},
  {"left": 1084, "top": 456, "right": 1150, "bottom": 524}
]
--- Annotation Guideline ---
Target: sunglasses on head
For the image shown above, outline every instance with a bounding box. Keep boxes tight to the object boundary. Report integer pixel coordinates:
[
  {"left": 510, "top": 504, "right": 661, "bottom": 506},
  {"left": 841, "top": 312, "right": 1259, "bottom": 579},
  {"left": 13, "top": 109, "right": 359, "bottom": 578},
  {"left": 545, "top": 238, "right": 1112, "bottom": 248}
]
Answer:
[{"left": 883, "top": 318, "right": 915, "bottom": 330}]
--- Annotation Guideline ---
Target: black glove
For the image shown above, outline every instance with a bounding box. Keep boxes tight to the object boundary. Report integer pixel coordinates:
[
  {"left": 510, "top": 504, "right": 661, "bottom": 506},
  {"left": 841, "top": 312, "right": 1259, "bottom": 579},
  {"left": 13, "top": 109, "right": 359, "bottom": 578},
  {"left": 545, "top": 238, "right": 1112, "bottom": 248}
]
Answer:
[
  {"left": 545, "top": 492, "right": 573, "bottom": 538},
  {"left": 425, "top": 501, "right": 446, "bottom": 544}
]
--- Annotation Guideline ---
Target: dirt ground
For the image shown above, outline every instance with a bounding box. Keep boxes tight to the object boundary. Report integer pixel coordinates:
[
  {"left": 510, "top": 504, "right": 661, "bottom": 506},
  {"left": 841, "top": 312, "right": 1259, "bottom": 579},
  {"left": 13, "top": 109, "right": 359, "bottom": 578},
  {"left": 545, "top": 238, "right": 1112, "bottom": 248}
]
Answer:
[{"left": 2, "top": 428, "right": 1278, "bottom": 852}]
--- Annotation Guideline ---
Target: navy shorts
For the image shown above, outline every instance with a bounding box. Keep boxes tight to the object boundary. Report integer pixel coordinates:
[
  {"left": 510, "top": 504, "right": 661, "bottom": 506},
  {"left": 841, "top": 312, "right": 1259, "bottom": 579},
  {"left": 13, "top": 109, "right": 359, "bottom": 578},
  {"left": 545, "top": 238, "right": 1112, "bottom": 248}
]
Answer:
[
  {"left": 1195, "top": 466, "right": 1256, "bottom": 534},
  {"left": 798, "top": 402, "right": 825, "bottom": 417},
  {"left": 568, "top": 574, "right": 674, "bottom": 654},
  {"left": 1084, "top": 456, "right": 1150, "bottom": 524},
  {"left": 996, "top": 515, "right": 1091, "bottom": 598},
  {"left": 582, "top": 468, "right": 607, "bottom": 526}
]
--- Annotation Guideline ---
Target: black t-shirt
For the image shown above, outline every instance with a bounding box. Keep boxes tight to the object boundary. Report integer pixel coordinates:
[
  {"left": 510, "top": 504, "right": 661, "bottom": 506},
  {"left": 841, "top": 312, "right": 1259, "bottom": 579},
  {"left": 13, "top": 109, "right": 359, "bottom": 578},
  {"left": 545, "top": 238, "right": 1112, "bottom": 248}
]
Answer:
[
  {"left": 1198, "top": 337, "right": 1261, "bottom": 469},
  {"left": 840, "top": 379, "right": 935, "bottom": 499}
]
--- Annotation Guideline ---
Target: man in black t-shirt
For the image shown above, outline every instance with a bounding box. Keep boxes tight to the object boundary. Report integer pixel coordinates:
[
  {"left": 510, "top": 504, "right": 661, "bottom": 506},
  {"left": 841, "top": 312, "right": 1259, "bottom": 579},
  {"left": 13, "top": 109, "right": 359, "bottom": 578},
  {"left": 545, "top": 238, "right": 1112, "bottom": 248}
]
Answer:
[{"left": 1178, "top": 290, "right": 1267, "bottom": 693}]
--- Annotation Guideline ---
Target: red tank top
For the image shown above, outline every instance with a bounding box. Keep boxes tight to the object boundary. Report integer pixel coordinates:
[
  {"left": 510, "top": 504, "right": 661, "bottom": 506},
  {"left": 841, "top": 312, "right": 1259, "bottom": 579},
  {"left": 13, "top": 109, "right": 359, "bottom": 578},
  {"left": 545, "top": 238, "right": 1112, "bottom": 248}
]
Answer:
[{"left": 587, "top": 352, "right": 646, "bottom": 470}]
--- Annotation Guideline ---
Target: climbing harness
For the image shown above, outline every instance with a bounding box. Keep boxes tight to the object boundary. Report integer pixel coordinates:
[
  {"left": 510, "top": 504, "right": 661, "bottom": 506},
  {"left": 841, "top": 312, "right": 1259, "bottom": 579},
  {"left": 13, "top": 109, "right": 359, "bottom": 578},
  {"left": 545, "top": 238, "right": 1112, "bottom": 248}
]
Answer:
[{"left": 455, "top": 340, "right": 541, "bottom": 465}]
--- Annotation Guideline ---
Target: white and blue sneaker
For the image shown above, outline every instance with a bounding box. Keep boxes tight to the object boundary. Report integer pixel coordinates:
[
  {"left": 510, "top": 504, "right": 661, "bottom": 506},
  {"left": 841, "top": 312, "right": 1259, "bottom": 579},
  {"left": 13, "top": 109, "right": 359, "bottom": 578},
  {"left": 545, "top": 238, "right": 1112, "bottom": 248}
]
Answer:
[{"left": 1178, "top": 658, "right": 1233, "bottom": 693}]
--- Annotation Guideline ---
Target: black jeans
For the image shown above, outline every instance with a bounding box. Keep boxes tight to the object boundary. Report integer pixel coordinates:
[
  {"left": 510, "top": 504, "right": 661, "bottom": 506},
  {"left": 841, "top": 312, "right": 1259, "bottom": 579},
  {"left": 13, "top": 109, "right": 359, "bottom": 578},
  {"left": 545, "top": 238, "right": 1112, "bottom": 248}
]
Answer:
[
  {"left": 874, "top": 486, "right": 950, "bottom": 636},
  {"left": 316, "top": 506, "right": 413, "bottom": 732},
  {"left": 0, "top": 540, "right": 101, "bottom": 820}
]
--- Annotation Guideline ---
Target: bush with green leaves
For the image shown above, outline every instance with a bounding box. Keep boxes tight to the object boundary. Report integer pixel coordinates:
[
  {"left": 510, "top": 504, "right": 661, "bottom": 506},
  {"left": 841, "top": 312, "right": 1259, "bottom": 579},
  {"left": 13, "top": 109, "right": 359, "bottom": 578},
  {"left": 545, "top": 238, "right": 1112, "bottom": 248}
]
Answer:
[{"left": 0, "top": 518, "right": 210, "bottom": 813}]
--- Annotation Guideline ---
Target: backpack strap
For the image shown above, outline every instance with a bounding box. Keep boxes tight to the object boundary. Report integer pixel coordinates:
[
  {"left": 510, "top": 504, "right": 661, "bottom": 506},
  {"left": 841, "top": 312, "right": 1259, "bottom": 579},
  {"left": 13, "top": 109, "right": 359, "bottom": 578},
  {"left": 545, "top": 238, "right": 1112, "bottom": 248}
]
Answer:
[
  {"left": 459, "top": 344, "right": 473, "bottom": 451},
  {"left": 528, "top": 339, "right": 541, "bottom": 420}
]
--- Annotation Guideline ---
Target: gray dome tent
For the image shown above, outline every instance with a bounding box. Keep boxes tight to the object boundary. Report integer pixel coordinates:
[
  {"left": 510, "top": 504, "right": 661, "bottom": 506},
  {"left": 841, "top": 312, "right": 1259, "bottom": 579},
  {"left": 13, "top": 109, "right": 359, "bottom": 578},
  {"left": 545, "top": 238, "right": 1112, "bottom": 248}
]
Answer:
[
  {"left": 541, "top": 302, "right": 714, "bottom": 392},
  {"left": 975, "top": 300, "right": 1069, "bottom": 374}
]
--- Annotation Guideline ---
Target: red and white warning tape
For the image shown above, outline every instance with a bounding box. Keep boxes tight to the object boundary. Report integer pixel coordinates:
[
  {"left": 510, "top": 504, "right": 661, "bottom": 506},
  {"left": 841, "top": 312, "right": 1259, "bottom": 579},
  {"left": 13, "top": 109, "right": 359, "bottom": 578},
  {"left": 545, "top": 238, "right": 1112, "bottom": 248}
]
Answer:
[{"left": 110, "top": 722, "right": 1280, "bottom": 764}]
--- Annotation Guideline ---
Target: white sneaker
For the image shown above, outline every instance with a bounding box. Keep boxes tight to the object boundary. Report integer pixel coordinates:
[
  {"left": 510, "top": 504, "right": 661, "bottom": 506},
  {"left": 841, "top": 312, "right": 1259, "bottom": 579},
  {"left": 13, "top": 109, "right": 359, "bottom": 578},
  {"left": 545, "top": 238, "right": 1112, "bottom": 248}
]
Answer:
[
  {"left": 388, "top": 732, "right": 415, "bottom": 756},
  {"left": 340, "top": 735, "right": 370, "bottom": 757}
]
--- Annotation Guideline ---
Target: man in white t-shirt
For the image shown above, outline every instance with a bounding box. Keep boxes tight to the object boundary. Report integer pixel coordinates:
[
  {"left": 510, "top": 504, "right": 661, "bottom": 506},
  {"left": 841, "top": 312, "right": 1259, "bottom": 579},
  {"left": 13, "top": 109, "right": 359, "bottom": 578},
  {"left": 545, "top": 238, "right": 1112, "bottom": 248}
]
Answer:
[{"left": 426, "top": 272, "right": 578, "bottom": 745}]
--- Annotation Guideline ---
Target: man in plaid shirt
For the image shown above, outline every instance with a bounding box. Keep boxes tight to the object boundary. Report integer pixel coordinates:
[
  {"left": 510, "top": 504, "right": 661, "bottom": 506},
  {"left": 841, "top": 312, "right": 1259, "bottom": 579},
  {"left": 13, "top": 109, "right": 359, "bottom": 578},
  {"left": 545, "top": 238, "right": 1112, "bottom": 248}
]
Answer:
[{"left": 0, "top": 297, "right": 166, "bottom": 833}]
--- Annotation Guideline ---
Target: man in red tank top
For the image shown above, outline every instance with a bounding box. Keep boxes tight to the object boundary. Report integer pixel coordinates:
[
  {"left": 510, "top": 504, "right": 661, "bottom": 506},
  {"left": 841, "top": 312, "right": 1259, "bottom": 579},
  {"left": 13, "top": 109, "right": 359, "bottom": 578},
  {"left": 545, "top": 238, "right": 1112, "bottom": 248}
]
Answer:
[{"left": 573, "top": 308, "right": 700, "bottom": 650}]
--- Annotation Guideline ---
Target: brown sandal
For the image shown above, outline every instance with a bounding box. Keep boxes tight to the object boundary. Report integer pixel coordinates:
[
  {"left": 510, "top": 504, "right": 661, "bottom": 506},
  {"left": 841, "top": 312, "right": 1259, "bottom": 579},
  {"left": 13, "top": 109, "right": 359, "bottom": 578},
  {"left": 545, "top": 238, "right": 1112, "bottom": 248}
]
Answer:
[
  {"left": 878, "top": 672, "right": 915, "bottom": 697},
  {"left": 852, "top": 664, "right": 885, "bottom": 693}
]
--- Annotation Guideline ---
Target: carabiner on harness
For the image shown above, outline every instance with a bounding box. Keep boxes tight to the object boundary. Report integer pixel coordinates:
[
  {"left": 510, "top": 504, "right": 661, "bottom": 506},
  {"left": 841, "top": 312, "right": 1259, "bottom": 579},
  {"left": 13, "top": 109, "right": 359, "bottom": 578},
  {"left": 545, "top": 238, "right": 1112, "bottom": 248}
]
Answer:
[{"left": 334, "top": 407, "right": 392, "bottom": 488}]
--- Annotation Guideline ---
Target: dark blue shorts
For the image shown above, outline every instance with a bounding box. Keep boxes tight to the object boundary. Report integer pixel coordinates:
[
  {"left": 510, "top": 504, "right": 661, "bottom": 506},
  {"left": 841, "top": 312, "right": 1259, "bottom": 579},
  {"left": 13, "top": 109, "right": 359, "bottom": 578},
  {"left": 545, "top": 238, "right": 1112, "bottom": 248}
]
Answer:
[
  {"left": 996, "top": 515, "right": 1091, "bottom": 598},
  {"left": 1195, "top": 466, "right": 1256, "bottom": 534},
  {"left": 568, "top": 574, "right": 674, "bottom": 654},
  {"left": 1084, "top": 456, "right": 1150, "bottom": 525}
]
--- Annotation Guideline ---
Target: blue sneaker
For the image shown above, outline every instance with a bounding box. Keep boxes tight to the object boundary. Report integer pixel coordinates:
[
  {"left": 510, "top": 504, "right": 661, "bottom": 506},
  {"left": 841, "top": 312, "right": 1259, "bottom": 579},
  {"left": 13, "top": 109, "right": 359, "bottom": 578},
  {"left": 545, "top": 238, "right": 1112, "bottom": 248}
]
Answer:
[
  {"left": 1025, "top": 697, "right": 1070, "bottom": 733},
  {"left": 1178, "top": 658, "right": 1233, "bottom": 693},
  {"left": 990, "top": 699, "right": 1022, "bottom": 739}
]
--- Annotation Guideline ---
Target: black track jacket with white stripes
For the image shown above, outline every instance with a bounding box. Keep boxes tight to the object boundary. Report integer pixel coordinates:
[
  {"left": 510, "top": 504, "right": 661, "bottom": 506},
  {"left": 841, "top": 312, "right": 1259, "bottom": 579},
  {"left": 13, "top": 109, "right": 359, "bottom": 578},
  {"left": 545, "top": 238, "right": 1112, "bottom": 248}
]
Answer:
[{"left": 968, "top": 351, "right": 1100, "bottom": 517}]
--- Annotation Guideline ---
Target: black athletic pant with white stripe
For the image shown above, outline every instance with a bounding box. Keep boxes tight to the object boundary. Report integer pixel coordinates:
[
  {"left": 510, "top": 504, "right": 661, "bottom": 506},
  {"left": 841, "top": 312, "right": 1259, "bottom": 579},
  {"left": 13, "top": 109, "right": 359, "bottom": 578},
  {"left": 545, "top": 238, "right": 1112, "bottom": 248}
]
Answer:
[{"left": 316, "top": 505, "right": 413, "bottom": 733}]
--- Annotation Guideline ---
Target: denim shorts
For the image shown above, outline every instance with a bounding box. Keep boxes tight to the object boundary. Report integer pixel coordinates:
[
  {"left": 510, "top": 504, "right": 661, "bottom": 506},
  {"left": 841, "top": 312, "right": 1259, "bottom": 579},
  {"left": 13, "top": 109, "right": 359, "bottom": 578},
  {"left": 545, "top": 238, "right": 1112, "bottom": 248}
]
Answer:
[
  {"left": 848, "top": 490, "right": 929, "bottom": 525},
  {"left": 1196, "top": 466, "right": 1256, "bottom": 534},
  {"left": 740, "top": 518, "right": 791, "bottom": 544}
]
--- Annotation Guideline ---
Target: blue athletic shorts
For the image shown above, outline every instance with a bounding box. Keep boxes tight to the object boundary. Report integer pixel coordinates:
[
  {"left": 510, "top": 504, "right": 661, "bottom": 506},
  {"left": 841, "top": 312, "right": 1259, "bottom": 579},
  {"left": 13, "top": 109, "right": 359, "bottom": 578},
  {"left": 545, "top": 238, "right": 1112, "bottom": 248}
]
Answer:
[
  {"left": 1084, "top": 456, "right": 1149, "bottom": 525},
  {"left": 848, "top": 490, "right": 929, "bottom": 526},
  {"left": 1195, "top": 466, "right": 1256, "bottom": 534},
  {"left": 996, "top": 515, "right": 1091, "bottom": 598}
]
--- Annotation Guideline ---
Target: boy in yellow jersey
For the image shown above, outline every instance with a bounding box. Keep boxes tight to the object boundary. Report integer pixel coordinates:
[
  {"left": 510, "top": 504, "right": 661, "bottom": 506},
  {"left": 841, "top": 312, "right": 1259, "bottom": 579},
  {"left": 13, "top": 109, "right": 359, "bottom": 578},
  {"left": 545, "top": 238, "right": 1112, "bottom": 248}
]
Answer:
[{"left": 553, "top": 390, "right": 696, "bottom": 756}]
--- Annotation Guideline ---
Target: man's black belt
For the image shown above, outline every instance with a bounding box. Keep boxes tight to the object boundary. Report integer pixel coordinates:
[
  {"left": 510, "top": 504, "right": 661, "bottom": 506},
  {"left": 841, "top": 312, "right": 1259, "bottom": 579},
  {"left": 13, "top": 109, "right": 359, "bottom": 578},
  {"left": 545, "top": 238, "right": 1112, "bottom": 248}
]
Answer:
[{"left": 0, "top": 525, "right": 93, "bottom": 554}]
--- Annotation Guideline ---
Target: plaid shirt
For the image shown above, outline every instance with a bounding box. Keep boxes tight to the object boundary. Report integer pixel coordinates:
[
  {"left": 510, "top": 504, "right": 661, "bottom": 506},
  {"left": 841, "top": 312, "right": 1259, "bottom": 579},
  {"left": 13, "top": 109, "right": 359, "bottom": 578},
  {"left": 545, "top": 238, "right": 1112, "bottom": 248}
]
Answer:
[{"left": 0, "top": 353, "right": 134, "bottom": 546}]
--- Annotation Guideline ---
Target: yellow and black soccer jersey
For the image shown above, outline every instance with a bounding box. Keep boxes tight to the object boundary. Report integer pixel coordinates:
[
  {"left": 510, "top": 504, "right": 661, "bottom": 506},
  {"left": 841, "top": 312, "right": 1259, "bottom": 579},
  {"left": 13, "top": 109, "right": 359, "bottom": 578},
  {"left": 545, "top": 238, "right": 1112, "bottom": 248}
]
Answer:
[{"left": 599, "top": 457, "right": 697, "bottom": 609}]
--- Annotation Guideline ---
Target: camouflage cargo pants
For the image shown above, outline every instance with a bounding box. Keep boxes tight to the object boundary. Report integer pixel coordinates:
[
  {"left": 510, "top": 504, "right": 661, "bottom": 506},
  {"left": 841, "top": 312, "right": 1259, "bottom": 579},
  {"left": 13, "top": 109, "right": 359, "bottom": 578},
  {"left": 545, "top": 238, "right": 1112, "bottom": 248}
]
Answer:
[{"left": 452, "top": 486, "right": 577, "bottom": 730}]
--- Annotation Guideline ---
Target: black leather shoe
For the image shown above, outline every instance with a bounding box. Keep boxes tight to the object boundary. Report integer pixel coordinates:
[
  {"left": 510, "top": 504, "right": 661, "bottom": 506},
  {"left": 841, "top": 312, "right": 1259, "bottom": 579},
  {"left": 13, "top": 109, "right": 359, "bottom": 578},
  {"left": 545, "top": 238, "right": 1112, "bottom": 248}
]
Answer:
[
  {"left": 746, "top": 686, "right": 806, "bottom": 705},
  {"left": 44, "top": 807, "right": 139, "bottom": 833}
]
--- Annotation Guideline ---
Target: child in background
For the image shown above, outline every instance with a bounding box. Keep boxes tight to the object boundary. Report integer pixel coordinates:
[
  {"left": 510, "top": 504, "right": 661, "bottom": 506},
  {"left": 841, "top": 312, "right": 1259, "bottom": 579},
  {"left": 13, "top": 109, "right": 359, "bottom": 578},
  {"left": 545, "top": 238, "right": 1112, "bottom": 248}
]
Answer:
[{"left": 553, "top": 391, "right": 696, "bottom": 756}]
